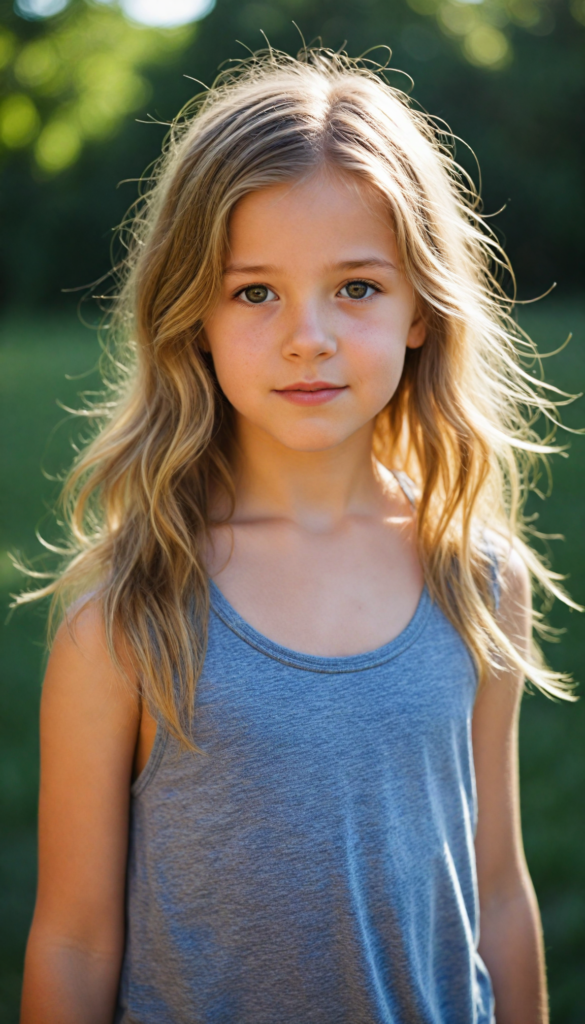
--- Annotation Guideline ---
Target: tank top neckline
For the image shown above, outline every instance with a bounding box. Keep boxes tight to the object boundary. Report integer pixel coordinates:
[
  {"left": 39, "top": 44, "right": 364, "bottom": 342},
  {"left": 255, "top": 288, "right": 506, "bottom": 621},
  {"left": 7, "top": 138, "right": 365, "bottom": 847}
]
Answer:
[{"left": 208, "top": 579, "right": 432, "bottom": 675}]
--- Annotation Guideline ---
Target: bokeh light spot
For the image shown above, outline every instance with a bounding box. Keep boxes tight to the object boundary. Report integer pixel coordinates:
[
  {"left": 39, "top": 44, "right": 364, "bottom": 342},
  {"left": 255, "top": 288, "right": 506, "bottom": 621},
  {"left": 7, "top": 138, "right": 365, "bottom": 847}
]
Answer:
[
  {"left": 0, "top": 94, "right": 41, "bottom": 149},
  {"left": 15, "top": 0, "right": 69, "bottom": 19},
  {"left": 439, "top": 3, "right": 477, "bottom": 35},
  {"left": 121, "top": 0, "right": 215, "bottom": 27},
  {"left": 0, "top": 29, "right": 16, "bottom": 70},
  {"left": 15, "top": 40, "right": 60, "bottom": 89},
  {"left": 34, "top": 119, "right": 81, "bottom": 172},
  {"left": 406, "top": 0, "right": 439, "bottom": 15},
  {"left": 464, "top": 24, "right": 510, "bottom": 66}
]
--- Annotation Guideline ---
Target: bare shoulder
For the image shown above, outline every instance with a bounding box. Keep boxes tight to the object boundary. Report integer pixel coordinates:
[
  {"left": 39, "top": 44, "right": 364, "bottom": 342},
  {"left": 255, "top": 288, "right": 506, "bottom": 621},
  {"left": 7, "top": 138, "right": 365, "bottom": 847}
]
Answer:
[
  {"left": 43, "top": 596, "right": 140, "bottom": 742},
  {"left": 50, "top": 595, "right": 134, "bottom": 672}
]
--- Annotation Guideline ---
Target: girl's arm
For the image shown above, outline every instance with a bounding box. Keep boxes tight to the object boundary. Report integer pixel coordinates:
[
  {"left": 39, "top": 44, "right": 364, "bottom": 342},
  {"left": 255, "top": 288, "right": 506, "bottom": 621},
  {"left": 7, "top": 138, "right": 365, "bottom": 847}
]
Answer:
[
  {"left": 473, "top": 548, "right": 548, "bottom": 1024},
  {"left": 20, "top": 604, "right": 140, "bottom": 1024}
]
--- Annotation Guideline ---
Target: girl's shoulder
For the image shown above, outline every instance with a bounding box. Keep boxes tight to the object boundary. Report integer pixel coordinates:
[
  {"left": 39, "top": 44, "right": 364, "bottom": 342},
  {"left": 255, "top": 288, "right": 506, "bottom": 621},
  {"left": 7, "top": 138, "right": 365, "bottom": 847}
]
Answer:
[
  {"left": 44, "top": 596, "right": 141, "bottom": 752},
  {"left": 50, "top": 594, "right": 136, "bottom": 678}
]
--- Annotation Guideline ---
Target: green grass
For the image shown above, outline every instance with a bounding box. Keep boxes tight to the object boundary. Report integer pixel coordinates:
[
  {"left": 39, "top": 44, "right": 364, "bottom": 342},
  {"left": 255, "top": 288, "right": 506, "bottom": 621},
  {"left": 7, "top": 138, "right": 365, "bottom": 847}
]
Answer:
[{"left": 1, "top": 305, "right": 584, "bottom": 1022}]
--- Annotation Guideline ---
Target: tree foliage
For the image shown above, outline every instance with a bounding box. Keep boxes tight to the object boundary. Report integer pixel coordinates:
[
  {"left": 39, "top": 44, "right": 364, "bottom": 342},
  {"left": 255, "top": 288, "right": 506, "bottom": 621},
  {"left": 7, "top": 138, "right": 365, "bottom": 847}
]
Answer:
[
  {"left": 0, "top": 0, "right": 583, "bottom": 305},
  {"left": 0, "top": 1, "right": 194, "bottom": 173}
]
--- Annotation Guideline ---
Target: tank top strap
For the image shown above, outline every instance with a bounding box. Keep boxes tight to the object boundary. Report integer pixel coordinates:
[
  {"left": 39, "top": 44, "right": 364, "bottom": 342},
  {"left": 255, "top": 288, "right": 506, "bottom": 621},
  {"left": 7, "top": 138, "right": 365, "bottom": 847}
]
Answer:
[
  {"left": 390, "top": 471, "right": 501, "bottom": 611},
  {"left": 390, "top": 469, "right": 418, "bottom": 509},
  {"left": 481, "top": 532, "right": 503, "bottom": 612}
]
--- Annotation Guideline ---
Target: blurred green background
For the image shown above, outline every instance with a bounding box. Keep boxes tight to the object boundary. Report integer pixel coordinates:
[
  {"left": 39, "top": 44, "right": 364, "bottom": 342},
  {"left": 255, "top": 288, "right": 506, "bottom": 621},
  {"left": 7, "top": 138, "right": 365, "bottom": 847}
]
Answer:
[{"left": 0, "top": 0, "right": 583, "bottom": 1020}]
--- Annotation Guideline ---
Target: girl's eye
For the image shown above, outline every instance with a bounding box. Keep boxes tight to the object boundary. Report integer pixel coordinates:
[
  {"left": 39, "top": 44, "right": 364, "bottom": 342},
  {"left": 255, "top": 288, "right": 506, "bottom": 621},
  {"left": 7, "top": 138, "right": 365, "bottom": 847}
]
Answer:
[
  {"left": 238, "top": 284, "right": 276, "bottom": 304},
  {"left": 339, "top": 280, "right": 378, "bottom": 300}
]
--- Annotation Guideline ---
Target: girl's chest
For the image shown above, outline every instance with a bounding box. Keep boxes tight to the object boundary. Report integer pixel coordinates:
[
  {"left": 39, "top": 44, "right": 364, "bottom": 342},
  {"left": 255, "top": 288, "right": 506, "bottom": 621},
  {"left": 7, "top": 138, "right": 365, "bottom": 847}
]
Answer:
[
  {"left": 140, "top": 608, "right": 479, "bottom": 847},
  {"left": 134, "top": 591, "right": 477, "bottom": 784},
  {"left": 207, "top": 518, "right": 424, "bottom": 659},
  {"left": 195, "top": 601, "right": 477, "bottom": 762}
]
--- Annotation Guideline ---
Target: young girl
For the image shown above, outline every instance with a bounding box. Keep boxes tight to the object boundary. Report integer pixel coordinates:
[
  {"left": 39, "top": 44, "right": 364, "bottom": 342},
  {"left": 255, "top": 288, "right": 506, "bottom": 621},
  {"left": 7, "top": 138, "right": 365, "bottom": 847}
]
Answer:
[{"left": 19, "top": 48, "right": 574, "bottom": 1024}]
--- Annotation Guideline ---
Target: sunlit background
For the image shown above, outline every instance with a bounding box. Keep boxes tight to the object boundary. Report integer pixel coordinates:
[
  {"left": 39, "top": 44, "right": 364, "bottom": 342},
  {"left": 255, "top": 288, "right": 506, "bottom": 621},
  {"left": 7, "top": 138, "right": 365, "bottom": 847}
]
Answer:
[
  {"left": 2, "top": 0, "right": 582, "bottom": 176},
  {"left": 0, "top": 0, "right": 584, "bottom": 1020}
]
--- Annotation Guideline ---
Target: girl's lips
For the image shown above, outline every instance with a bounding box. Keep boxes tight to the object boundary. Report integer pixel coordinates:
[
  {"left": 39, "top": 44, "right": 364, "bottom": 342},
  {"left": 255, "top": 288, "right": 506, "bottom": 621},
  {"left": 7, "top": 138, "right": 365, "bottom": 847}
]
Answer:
[{"left": 274, "top": 383, "right": 348, "bottom": 406}]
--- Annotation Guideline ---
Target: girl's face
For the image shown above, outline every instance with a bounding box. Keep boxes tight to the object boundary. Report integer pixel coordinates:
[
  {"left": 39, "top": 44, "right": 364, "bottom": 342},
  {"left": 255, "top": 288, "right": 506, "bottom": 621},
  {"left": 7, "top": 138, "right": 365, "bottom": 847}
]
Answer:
[{"left": 204, "top": 169, "right": 426, "bottom": 453}]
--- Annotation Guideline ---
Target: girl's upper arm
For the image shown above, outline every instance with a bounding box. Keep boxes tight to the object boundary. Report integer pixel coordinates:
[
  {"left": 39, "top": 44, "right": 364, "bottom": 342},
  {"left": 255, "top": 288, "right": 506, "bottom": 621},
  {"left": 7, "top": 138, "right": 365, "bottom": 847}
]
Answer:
[
  {"left": 472, "top": 544, "right": 532, "bottom": 902},
  {"left": 32, "top": 602, "right": 140, "bottom": 955}
]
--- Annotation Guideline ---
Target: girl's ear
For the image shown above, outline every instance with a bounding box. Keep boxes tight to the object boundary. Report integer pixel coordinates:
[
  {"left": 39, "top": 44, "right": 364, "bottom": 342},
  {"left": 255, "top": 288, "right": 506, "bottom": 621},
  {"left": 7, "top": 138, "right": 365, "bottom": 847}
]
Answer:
[{"left": 406, "top": 311, "right": 427, "bottom": 350}]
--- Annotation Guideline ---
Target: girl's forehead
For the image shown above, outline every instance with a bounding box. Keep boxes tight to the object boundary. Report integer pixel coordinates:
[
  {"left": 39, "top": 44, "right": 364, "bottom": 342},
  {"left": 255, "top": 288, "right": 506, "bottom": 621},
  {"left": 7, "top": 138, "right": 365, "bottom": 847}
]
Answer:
[
  {"left": 227, "top": 170, "right": 399, "bottom": 268},
  {"left": 234, "top": 167, "right": 387, "bottom": 217}
]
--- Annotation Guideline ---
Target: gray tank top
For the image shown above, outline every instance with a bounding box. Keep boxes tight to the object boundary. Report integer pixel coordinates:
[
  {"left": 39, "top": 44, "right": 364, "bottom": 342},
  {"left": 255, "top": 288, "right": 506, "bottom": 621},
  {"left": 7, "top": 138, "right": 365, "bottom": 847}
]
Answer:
[{"left": 116, "top": 533, "right": 496, "bottom": 1023}]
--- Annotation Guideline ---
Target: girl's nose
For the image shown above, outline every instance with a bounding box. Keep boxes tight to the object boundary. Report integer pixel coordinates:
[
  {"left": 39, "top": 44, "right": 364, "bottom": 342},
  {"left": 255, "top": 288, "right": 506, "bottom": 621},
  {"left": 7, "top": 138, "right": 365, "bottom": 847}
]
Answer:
[{"left": 281, "top": 302, "right": 337, "bottom": 362}]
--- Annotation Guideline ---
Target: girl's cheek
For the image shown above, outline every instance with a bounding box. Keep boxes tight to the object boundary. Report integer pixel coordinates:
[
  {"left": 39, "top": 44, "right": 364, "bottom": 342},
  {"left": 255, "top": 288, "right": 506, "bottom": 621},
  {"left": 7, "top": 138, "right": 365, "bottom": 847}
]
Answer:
[
  {"left": 354, "top": 332, "right": 407, "bottom": 378},
  {"left": 211, "top": 347, "right": 264, "bottom": 411},
  {"left": 362, "top": 344, "right": 408, "bottom": 408}
]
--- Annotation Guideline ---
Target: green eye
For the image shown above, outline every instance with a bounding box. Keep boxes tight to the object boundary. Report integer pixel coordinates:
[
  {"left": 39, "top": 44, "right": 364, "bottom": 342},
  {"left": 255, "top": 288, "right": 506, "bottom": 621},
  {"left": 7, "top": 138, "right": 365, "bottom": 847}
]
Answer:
[
  {"left": 340, "top": 280, "right": 376, "bottom": 300},
  {"left": 242, "top": 285, "right": 269, "bottom": 303}
]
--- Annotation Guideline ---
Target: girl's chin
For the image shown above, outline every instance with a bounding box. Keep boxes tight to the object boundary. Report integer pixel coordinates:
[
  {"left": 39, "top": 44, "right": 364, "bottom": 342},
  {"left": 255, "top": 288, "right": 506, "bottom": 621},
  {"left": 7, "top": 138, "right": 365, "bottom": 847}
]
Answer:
[
  {"left": 232, "top": 409, "right": 378, "bottom": 452},
  {"left": 264, "top": 426, "right": 371, "bottom": 453}
]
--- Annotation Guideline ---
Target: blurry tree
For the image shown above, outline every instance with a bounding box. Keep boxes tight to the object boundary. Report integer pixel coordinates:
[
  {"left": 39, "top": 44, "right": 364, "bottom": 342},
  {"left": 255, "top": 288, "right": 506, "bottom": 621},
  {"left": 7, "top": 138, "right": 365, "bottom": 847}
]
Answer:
[
  {"left": 0, "top": 0, "right": 583, "bottom": 306},
  {"left": 0, "top": 1, "right": 196, "bottom": 174}
]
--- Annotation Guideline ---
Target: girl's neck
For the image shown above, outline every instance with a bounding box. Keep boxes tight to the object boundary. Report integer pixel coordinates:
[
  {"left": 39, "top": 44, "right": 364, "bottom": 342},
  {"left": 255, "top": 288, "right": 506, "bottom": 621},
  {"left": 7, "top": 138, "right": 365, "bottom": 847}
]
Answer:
[{"left": 230, "top": 416, "right": 385, "bottom": 532}]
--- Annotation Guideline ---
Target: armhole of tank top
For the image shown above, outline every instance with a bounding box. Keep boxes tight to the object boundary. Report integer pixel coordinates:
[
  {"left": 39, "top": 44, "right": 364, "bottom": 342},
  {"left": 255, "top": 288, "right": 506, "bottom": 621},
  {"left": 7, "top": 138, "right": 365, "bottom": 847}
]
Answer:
[{"left": 131, "top": 722, "right": 169, "bottom": 798}]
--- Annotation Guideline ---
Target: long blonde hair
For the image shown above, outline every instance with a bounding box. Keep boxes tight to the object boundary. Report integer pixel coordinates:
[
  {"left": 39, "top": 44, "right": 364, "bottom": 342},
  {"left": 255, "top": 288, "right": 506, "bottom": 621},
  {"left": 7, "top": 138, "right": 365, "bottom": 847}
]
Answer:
[{"left": 18, "top": 47, "right": 577, "bottom": 746}]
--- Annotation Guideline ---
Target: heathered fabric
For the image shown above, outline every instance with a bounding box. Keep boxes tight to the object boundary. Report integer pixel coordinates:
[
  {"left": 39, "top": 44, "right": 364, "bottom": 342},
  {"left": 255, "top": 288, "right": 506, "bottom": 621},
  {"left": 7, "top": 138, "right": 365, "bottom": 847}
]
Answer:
[{"left": 116, "top": 565, "right": 496, "bottom": 1023}]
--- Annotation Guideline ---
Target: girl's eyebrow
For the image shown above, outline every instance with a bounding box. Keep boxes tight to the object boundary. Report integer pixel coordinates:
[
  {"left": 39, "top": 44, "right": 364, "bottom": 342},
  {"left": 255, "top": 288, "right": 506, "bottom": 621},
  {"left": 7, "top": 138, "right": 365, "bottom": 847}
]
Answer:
[
  {"left": 224, "top": 263, "right": 276, "bottom": 276},
  {"left": 223, "top": 257, "right": 397, "bottom": 276},
  {"left": 335, "top": 258, "right": 398, "bottom": 272}
]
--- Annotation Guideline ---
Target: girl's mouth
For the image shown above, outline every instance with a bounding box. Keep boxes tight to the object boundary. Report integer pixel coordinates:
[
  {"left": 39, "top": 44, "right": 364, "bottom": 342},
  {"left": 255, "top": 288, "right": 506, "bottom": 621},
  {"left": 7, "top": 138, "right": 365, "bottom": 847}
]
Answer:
[{"left": 273, "top": 382, "right": 348, "bottom": 406}]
